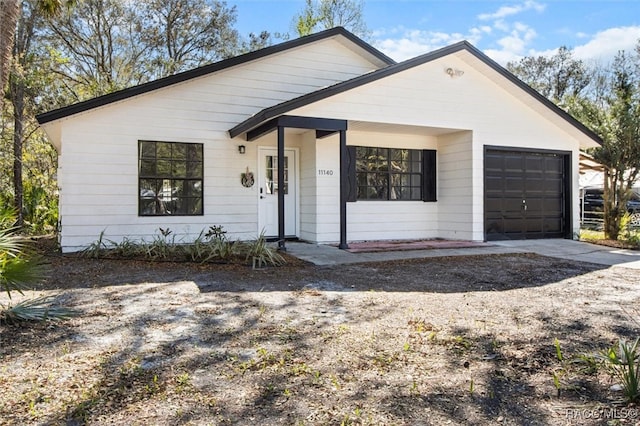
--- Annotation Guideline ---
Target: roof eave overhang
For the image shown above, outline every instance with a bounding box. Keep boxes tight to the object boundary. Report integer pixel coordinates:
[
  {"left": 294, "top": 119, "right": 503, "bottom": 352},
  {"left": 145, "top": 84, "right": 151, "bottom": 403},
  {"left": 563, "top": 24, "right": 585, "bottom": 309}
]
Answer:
[
  {"left": 229, "top": 41, "right": 603, "bottom": 148},
  {"left": 229, "top": 42, "right": 470, "bottom": 139},
  {"left": 36, "top": 27, "right": 395, "bottom": 126},
  {"left": 245, "top": 115, "right": 347, "bottom": 141},
  {"left": 455, "top": 47, "right": 603, "bottom": 147}
]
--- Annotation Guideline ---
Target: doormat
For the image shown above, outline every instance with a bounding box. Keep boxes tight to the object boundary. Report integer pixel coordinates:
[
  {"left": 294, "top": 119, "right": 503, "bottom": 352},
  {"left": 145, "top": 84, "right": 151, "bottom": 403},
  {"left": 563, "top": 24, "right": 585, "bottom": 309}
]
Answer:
[{"left": 344, "top": 239, "right": 491, "bottom": 253}]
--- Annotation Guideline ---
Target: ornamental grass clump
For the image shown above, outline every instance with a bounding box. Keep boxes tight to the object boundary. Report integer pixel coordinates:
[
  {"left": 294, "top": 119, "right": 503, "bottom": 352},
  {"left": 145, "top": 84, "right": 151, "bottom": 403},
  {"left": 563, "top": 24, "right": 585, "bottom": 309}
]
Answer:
[
  {"left": 597, "top": 338, "right": 640, "bottom": 403},
  {"left": 245, "top": 231, "right": 285, "bottom": 269}
]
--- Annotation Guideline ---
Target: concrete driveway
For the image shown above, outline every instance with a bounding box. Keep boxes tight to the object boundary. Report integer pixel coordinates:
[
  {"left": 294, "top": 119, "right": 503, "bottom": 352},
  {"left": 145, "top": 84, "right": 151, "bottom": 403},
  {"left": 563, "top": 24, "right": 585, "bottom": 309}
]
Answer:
[
  {"left": 286, "top": 239, "right": 640, "bottom": 269},
  {"left": 493, "top": 239, "right": 640, "bottom": 269}
]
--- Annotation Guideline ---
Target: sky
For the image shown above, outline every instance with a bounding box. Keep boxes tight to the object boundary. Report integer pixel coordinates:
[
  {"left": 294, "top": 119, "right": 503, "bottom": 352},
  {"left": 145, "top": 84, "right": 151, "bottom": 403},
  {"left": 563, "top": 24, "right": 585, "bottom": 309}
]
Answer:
[{"left": 227, "top": 0, "right": 640, "bottom": 65}]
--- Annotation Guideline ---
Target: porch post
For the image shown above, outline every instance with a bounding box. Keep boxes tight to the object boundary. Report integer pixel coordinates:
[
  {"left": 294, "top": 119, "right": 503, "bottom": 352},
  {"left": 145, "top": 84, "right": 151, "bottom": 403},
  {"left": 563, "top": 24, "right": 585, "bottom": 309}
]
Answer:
[
  {"left": 339, "top": 129, "right": 349, "bottom": 249},
  {"left": 277, "top": 125, "right": 286, "bottom": 251}
]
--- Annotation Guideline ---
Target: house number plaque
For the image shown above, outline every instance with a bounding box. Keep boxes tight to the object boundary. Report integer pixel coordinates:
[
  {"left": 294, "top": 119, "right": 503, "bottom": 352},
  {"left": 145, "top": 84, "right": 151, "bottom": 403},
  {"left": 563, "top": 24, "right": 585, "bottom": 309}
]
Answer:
[{"left": 318, "top": 169, "right": 334, "bottom": 176}]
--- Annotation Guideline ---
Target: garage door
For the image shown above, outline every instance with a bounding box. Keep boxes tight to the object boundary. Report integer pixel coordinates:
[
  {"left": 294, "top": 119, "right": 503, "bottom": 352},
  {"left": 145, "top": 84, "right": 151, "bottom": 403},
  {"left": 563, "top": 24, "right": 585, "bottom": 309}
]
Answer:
[{"left": 484, "top": 148, "right": 571, "bottom": 241}]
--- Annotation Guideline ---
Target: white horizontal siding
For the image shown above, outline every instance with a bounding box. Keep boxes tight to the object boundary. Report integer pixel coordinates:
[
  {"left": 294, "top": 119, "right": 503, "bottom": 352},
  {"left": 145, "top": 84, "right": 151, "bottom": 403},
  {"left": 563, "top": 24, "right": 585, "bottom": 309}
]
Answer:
[
  {"left": 437, "top": 131, "right": 474, "bottom": 240},
  {"left": 290, "top": 54, "right": 583, "bottom": 242},
  {"left": 299, "top": 171, "right": 317, "bottom": 240},
  {"left": 291, "top": 55, "right": 581, "bottom": 153},
  {"left": 54, "top": 36, "right": 385, "bottom": 252},
  {"left": 348, "top": 201, "right": 439, "bottom": 242},
  {"left": 52, "top": 35, "right": 589, "bottom": 250}
]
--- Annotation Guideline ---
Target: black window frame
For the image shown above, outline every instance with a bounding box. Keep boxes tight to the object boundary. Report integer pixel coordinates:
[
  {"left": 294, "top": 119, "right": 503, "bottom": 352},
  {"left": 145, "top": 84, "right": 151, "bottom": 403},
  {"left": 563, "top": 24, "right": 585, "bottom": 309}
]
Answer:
[
  {"left": 138, "top": 140, "right": 204, "bottom": 216},
  {"left": 355, "top": 146, "right": 424, "bottom": 201},
  {"left": 342, "top": 145, "right": 438, "bottom": 203}
]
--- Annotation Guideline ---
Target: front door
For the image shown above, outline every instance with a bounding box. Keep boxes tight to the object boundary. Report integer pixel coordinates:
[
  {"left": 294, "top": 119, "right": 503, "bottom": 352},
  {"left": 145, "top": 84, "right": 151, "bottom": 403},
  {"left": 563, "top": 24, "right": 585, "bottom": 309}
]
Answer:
[{"left": 258, "top": 148, "right": 297, "bottom": 237}]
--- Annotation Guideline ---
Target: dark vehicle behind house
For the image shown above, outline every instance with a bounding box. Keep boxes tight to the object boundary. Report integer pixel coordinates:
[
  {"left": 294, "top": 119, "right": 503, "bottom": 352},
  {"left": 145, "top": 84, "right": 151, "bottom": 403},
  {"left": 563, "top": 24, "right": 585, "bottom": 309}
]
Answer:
[{"left": 580, "top": 187, "right": 640, "bottom": 228}]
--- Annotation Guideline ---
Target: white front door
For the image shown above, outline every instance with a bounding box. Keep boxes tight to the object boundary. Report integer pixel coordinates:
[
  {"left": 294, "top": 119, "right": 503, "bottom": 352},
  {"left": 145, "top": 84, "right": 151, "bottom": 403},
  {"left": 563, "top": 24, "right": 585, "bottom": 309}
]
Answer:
[{"left": 258, "top": 148, "right": 297, "bottom": 237}]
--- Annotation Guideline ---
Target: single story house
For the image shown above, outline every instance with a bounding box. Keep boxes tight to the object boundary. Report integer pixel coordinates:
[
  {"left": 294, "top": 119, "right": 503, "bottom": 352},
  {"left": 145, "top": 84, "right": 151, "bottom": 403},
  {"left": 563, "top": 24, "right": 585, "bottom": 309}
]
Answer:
[{"left": 37, "top": 27, "right": 601, "bottom": 253}]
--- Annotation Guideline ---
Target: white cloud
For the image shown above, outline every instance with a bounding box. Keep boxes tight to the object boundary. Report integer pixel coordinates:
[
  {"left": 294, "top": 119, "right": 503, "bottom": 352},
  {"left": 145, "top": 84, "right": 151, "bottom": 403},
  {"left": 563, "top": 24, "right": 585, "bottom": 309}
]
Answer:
[
  {"left": 374, "top": 27, "right": 483, "bottom": 61},
  {"left": 497, "top": 23, "right": 537, "bottom": 52},
  {"left": 372, "top": 15, "right": 640, "bottom": 68},
  {"left": 478, "top": 0, "right": 546, "bottom": 21},
  {"left": 485, "top": 26, "right": 640, "bottom": 66},
  {"left": 572, "top": 26, "right": 640, "bottom": 62},
  {"left": 482, "top": 49, "right": 522, "bottom": 65}
]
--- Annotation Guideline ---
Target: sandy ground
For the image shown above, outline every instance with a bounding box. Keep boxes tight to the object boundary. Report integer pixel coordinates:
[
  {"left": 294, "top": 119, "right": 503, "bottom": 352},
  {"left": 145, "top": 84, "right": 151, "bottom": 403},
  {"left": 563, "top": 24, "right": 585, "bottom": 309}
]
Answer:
[{"left": 1, "top": 252, "right": 640, "bottom": 425}]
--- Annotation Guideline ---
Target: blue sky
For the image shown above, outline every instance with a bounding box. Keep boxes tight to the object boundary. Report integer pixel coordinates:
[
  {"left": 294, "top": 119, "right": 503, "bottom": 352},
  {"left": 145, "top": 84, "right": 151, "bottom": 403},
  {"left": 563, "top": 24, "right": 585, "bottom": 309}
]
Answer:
[{"left": 228, "top": 0, "right": 640, "bottom": 65}]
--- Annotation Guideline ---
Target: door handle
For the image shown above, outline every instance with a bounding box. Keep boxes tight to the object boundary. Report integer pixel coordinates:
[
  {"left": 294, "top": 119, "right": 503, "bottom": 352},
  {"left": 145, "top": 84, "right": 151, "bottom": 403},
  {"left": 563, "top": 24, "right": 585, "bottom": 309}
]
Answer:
[{"left": 522, "top": 199, "right": 527, "bottom": 211}]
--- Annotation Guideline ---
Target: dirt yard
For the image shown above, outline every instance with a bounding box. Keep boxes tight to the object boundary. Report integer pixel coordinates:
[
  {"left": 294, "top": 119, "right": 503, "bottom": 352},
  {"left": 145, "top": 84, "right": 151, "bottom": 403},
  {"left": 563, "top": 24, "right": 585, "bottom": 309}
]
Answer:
[{"left": 1, "top": 249, "right": 640, "bottom": 425}]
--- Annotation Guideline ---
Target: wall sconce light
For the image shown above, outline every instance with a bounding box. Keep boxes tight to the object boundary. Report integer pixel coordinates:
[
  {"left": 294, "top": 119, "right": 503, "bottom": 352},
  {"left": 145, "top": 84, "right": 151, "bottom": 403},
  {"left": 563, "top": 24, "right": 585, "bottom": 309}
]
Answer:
[
  {"left": 445, "top": 67, "right": 464, "bottom": 78},
  {"left": 238, "top": 145, "right": 246, "bottom": 154}
]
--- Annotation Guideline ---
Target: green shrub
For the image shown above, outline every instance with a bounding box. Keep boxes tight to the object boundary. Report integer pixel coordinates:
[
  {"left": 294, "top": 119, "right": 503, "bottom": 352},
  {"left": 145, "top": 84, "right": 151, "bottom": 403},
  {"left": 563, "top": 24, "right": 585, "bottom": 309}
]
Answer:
[
  {"left": 0, "top": 207, "right": 77, "bottom": 323},
  {"left": 597, "top": 338, "right": 640, "bottom": 403},
  {"left": 245, "top": 231, "right": 285, "bottom": 269},
  {"left": 82, "top": 226, "right": 285, "bottom": 268}
]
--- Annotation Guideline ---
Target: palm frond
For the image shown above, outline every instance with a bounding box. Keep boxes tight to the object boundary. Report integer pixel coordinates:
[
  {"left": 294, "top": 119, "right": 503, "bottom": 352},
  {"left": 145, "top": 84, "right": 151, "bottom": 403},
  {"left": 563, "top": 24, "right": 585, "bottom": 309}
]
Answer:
[
  {"left": 0, "top": 255, "right": 46, "bottom": 297},
  {"left": 0, "top": 226, "right": 24, "bottom": 258},
  {"left": 1, "top": 296, "right": 79, "bottom": 323}
]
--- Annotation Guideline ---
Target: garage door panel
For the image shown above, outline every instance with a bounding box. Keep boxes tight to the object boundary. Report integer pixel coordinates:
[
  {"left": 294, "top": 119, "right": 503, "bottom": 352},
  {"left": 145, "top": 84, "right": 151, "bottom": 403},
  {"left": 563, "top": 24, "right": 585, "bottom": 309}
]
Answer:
[
  {"left": 526, "top": 156, "right": 544, "bottom": 170},
  {"left": 485, "top": 149, "right": 569, "bottom": 241},
  {"left": 504, "top": 218, "right": 526, "bottom": 233},
  {"left": 504, "top": 156, "right": 524, "bottom": 171},
  {"left": 544, "top": 157, "right": 563, "bottom": 172},
  {"left": 545, "top": 218, "right": 562, "bottom": 233},
  {"left": 544, "top": 179, "right": 562, "bottom": 193},
  {"left": 505, "top": 177, "right": 525, "bottom": 192},
  {"left": 544, "top": 198, "right": 562, "bottom": 212},
  {"left": 485, "top": 176, "right": 505, "bottom": 192},
  {"left": 525, "top": 218, "right": 543, "bottom": 232},
  {"left": 485, "top": 155, "right": 504, "bottom": 170}
]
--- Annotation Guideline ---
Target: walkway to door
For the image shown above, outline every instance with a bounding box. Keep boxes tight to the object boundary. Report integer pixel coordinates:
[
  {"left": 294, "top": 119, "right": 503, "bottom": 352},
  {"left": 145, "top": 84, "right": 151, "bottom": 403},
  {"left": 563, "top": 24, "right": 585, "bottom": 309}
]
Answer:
[{"left": 285, "top": 239, "right": 640, "bottom": 269}]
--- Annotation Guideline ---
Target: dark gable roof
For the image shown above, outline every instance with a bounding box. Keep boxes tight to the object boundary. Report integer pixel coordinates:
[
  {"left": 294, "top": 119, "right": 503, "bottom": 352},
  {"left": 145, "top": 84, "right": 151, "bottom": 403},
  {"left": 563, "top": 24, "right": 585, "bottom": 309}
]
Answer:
[
  {"left": 229, "top": 40, "right": 602, "bottom": 146},
  {"left": 36, "top": 27, "right": 395, "bottom": 125}
]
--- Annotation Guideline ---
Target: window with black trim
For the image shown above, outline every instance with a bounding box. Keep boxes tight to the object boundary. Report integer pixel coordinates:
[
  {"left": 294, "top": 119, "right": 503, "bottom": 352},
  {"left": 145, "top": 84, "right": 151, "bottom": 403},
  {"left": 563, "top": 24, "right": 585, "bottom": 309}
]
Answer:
[
  {"left": 356, "top": 147, "right": 423, "bottom": 200},
  {"left": 138, "top": 141, "right": 203, "bottom": 216}
]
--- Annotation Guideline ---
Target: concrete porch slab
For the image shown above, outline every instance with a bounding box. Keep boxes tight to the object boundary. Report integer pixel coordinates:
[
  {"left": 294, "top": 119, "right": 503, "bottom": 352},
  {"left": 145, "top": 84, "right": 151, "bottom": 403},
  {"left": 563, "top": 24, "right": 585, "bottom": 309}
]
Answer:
[{"left": 284, "top": 239, "right": 640, "bottom": 269}]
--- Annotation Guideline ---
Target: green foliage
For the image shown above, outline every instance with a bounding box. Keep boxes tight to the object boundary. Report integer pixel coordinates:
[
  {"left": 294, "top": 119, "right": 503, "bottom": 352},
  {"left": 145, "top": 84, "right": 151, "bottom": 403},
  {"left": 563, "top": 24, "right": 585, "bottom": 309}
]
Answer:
[
  {"left": 83, "top": 226, "right": 285, "bottom": 268},
  {"left": 549, "top": 338, "right": 600, "bottom": 397},
  {"left": 0, "top": 209, "right": 45, "bottom": 297},
  {"left": 570, "top": 50, "right": 640, "bottom": 240},
  {"left": 579, "top": 228, "right": 640, "bottom": 249},
  {"left": 507, "top": 46, "right": 590, "bottom": 105},
  {"left": 81, "top": 230, "right": 109, "bottom": 259},
  {"left": 511, "top": 43, "right": 640, "bottom": 241},
  {"left": 295, "top": 0, "right": 320, "bottom": 36},
  {"left": 1, "top": 295, "right": 78, "bottom": 323},
  {"left": 293, "top": 0, "right": 368, "bottom": 38},
  {"left": 0, "top": 208, "right": 76, "bottom": 323},
  {"left": 44, "top": 0, "right": 242, "bottom": 100},
  {"left": 597, "top": 338, "right": 640, "bottom": 403},
  {"left": 22, "top": 182, "right": 58, "bottom": 234},
  {"left": 554, "top": 338, "right": 563, "bottom": 361},
  {"left": 245, "top": 231, "right": 285, "bottom": 269}
]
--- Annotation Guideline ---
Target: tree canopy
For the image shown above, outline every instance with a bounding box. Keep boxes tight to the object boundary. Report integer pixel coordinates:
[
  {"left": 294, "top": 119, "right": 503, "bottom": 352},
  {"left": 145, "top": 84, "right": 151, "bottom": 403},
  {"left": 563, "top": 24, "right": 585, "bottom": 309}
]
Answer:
[
  {"left": 1, "top": 0, "right": 271, "bottom": 233},
  {"left": 293, "top": 0, "right": 368, "bottom": 39},
  {"left": 510, "top": 45, "right": 640, "bottom": 239}
]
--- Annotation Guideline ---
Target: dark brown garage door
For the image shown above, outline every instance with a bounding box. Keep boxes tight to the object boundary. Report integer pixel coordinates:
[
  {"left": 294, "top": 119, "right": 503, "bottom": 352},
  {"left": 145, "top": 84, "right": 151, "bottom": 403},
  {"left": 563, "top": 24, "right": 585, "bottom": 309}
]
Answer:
[{"left": 484, "top": 148, "right": 571, "bottom": 241}]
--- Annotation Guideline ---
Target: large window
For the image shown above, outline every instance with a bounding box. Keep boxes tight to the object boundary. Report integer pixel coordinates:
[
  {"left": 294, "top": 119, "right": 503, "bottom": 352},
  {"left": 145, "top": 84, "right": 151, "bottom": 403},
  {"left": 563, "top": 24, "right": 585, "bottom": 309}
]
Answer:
[
  {"left": 138, "top": 141, "right": 203, "bottom": 216},
  {"left": 356, "top": 147, "right": 423, "bottom": 200}
]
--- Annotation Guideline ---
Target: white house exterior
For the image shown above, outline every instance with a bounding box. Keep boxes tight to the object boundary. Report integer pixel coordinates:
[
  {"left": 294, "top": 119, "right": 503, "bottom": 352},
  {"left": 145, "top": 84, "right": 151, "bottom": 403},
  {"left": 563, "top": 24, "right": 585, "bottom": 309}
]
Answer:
[{"left": 37, "top": 28, "right": 601, "bottom": 253}]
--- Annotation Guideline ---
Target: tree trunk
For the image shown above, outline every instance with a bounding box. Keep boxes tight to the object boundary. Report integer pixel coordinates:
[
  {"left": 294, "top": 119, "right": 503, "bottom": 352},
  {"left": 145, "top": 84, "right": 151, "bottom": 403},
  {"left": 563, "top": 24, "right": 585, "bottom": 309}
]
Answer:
[
  {"left": 11, "top": 73, "right": 24, "bottom": 228},
  {"left": 603, "top": 171, "right": 621, "bottom": 240},
  {"left": 0, "top": 0, "right": 21, "bottom": 95}
]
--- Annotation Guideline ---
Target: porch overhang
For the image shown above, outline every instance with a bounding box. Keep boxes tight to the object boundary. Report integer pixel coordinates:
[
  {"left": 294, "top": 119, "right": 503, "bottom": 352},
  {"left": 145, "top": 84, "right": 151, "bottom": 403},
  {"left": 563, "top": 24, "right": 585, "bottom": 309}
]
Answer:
[
  {"left": 231, "top": 114, "right": 350, "bottom": 251},
  {"left": 235, "top": 115, "right": 347, "bottom": 141}
]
